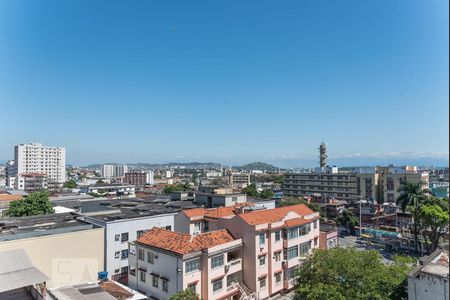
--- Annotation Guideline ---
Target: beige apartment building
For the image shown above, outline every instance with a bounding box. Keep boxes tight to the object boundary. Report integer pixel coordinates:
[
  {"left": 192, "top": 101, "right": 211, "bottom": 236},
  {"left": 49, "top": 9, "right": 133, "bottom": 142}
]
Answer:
[{"left": 0, "top": 213, "right": 104, "bottom": 288}]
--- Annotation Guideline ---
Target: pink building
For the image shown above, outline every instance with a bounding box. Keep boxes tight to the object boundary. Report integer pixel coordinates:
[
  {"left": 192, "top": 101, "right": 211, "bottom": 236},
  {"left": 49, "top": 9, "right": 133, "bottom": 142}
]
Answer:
[
  {"left": 128, "top": 227, "right": 244, "bottom": 300},
  {"left": 220, "top": 204, "right": 320, "bottom": 298},
  {"left": 319, "top": 226, "right": 339, "bottom": 250}
]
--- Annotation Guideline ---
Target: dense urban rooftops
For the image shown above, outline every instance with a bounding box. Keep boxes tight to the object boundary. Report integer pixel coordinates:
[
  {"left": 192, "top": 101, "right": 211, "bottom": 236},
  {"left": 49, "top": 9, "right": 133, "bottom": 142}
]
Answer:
[{"left": 238, "top": 204, "right": 315, "bottom": 225}]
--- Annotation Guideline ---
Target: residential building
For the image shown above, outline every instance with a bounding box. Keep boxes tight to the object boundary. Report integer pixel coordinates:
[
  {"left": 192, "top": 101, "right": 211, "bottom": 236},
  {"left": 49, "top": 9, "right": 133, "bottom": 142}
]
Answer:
[
  {"left": 15, "top": 173, "right": 48, "bottom": 191},
  {"left": 408, "top": 245, "right": 449, "bottom": 300},
  {"left": 5, "top": 160, "right": 16, "bottom": 189},
  {"left": 220, "top": 204, "right": 320, "bottom": 298},
  {"left": 12, "top": 143, "right": 66, "bottom": 184},
  {"left": 319, "top": 225, "right": 339, "bottom": 250},
  {"left": 283, "top": 167, "right": 359, "bottom": 202},
  {"left": 194, "top": 192, "right": 247, "bottom": 208},
  {"left": 128, "top": 227, "right": 244, "bottom": 300},
  {"left": 125, "top": 171, "right": 155, "bottom": 188},
  {"left": 0, "top": 213, "right": 104, "bottom": 288},
  {"left": 101, "top": 164, "right": 129, "bottom": 178},
  {"left": 227, "top": 172, "right": 251, "bottom": 189},
  {"left": 83, "top": 198, "right": 182, "bottom": 283}
]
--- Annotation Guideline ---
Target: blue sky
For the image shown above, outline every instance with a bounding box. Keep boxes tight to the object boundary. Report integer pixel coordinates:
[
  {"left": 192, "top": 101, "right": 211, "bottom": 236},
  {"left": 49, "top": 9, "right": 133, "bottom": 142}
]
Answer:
[{"left": 0, "top": 0, "right": 448, "bottom": 167}]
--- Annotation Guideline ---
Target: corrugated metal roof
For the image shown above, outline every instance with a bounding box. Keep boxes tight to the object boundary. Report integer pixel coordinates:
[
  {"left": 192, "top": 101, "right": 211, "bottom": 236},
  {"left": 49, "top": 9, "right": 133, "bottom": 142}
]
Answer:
[{"left": 0, "top": 249, "right": 48, "bottom": 293}]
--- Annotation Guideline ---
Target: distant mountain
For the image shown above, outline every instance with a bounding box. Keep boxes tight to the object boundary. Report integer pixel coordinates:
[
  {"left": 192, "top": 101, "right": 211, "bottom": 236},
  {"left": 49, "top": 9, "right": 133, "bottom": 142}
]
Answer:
[
  {"left": 235, "top": 162, "right": 279, "bottom": 171},
  {"left": 82, "top": 162, "right": 221, "bottom": 169}
]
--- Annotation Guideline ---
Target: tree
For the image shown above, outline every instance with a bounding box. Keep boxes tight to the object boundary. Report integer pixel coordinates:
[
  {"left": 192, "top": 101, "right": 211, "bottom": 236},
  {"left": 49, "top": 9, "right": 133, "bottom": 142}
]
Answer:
[
  {"left": 396, "top": 181, "right": 426, "bottom": 252},
  {"left": 259, "top": 189, "right": 274, "bottom": 199},
  {"left": 242, "top": 183, "right": 258, "bottom": 197},
  {"left": 63, "top": 180, "right": 77, "bottom": 189},
  {"left": 96, "top": 179, "right": 105, "bottom": 184},
  {"left": 168, "top": 289, "right": 201, "bottom": 300},
  {"left": 335, "top": 209, "right": 359, "bottom": 234},
  {"left": 163, "top": 183, "right": 191, "bottom": 194},
  {"left": 5, "top": 191, "right": 54, "bottom": 217},
  {"left": 294, "top": 247, "right": 415, "bottom": 300},
  {"left": 417, "top": 200, "right": 449, "bottom": 253}
]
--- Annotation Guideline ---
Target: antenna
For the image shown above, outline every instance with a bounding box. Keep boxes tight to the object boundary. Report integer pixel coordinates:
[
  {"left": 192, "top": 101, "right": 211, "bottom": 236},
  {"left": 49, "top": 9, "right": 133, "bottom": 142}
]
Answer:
[{"left": 319, "top": 141, "right": 328, "bottom": 168}]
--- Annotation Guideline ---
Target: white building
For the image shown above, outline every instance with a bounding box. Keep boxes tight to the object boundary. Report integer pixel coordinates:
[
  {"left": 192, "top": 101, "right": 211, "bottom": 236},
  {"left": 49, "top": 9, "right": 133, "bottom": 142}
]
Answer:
[
  {"left": 101, "top": 164, "right": 129, "bottom": 178},
  {"left": 10, "top": 143, "right": 66, "bottom": 184},
  {"left": 408, "top": 245, "right": 449, "bottom": 300},
  {"left": 5, "top": 160, "right": 17, "bottom": 189},
  {"left": 84, "top": 206, "right": 178, "bottom": 283}
]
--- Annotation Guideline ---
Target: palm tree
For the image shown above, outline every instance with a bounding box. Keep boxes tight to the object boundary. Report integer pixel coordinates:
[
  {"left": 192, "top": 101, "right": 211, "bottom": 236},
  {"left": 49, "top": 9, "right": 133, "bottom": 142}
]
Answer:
[{"left": 396, "top": 181, "right": 425, "bottom": 253}]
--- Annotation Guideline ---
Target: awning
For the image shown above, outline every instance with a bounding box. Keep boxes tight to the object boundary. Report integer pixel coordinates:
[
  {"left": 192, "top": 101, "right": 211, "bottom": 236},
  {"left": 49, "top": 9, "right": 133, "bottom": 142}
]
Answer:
[{"left": 0, "top": 249, "right": 48, "bottom": 293}]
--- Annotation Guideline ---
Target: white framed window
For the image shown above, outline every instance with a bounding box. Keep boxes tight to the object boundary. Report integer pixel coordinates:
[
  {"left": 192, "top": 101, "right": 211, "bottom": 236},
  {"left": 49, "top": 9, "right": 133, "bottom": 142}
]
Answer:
[
  {"left": 147, "top": 252, "right": 154, "bottom": 264},
  {"left": 259, "top": 255, "right": 266, "bottom": 266},
  {"left": 139, "top": 270, "right": 146, "bottom": 282},
  {"left": 274, "top": 252, "right": 281, "bottom": 262},
  {"left": 275, "top": 272, "right": 282, "bottom": 283},
  {"left": 138, "top": 249, "right": 145, "bottom": 261},
  {"left": 212, "top": 279, "right": 223, "bottom": 292},
  {"left": 287, "top": 246, "right": 298, "bottom": 260},
  {"left": 259, "top": 233, "right": 265, "bottom": 246},
  {"left": 152, "top": 275, "right": 159, "bottom": 288},
  {"left": 259, "top": 276, "right": 266, "bottom": 289},
  {"left": 275, "top": 231, "right": 281, "bottom": 241},
  {"left": 185, "top": 259, "right": 200, "bottom": 273},
  {"left": 162, "top": 279, "right": 168, "bottom": 292},
  {"left": 211, "top": 255, "right": 224, "bottom": 269}
]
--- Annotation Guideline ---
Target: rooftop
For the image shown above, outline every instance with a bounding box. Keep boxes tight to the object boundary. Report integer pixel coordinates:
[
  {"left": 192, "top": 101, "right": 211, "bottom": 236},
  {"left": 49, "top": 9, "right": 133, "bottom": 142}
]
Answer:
[
  {"left": 183, "top": 203, "right": 255, "bottom": 219},
  {"left": 0, "top": 213, "right": 99, "bottom": 242},
  {"left": 409, "top": 245, "right": 449, "bottom": 279},
  {"left": 81, "top": 196, "right": 201, "bottom": 221},
  {"left": 137, "top": 227, "right": 236, "bottom": 255},
  {"left": 238, "top": 204, "right": 315, "bottom": 225}
]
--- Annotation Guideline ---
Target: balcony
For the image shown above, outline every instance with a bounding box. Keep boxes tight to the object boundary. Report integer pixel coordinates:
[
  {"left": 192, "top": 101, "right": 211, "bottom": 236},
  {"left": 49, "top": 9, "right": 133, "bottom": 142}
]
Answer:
[{"left": 225, "top": 258, "right": 242, "bottom": 274}]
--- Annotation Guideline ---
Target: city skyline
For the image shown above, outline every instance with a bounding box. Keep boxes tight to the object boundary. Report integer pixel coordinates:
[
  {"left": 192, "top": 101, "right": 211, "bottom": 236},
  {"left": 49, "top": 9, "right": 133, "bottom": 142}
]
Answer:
[{"left": 1, "top": 0, "right": 448, "bottom": 167}]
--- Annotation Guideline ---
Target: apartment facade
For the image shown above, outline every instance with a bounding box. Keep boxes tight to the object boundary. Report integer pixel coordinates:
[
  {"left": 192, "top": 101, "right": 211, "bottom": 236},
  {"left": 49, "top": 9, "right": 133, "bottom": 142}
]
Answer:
[
  {"left": 220, "top": 204, "right": 320, "bottom": 298},
  {"left": 16, "top": 173, "right": 48, "bottom": 191},
  {"left": 9, "top": 143, "right": 66, "bottom": 185},
  {"left": 283, "top": 170, "right": 358, "bottom": 202},
  {"left": 128, "top": 227, "right": 244, "bottom": 300},
  {"left": 84, "top": 211, "right": 176, "bottom": 283},
  {"left": 101, "top": 164, "right": 129, "bottom": 178},
  {"left": 125, "top": 171, "right": 154, "bottom": 187}
]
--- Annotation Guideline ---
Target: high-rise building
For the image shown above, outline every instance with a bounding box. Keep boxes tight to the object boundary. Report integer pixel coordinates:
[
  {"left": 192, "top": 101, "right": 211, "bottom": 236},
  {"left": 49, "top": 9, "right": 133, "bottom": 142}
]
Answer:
[
  {"left": 12, "top": 143, "right": 66, "bottom": 184},
  {"left": 101, "top": 164, "right": 128, "bottom": 178}
]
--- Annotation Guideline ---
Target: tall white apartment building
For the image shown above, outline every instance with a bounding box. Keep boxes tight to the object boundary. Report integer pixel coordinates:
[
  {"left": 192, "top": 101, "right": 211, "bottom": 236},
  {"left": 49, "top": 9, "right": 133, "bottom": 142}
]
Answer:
[
  {"left": 13, "top": 143, "right": 66, "bottom": 183},
  {"left": 101, "top": 164, "right": 129, "bottom": 178}
]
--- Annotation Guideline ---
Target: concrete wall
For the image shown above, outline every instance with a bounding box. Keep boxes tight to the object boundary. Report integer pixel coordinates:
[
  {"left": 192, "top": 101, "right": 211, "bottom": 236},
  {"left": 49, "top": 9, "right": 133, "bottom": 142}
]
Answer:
[
  {"left": 0, "top": 228, "right": 104, "bottom": 288},
  {"left": 408, "top": 274, "right": 449, "bottom": 300}
]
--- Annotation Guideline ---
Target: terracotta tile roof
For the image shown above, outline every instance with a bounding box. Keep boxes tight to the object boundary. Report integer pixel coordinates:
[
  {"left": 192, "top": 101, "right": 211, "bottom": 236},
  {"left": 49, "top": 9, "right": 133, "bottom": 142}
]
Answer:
[
  {"left": 137, "top": 227, "right": 236, "bottom": 255},
  {"left": 284, "top": 217, "right": 317, "bottom": 228},
  {"left": 0, "top": 194, "right": 23, "bottom": 202},
  {"left": 99, "top": 280, "right": 133, "bottom": 300},
  {"left": 183, "top": 203, "right": 254, "bottom": 219},
  {"left": 238, "top": 204, "right": 315, "bottom": 225}
]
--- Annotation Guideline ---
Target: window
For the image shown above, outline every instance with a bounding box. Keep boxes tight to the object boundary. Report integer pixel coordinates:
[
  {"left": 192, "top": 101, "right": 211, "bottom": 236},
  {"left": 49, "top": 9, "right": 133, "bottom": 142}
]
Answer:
[
  {"left": 274, "top": 252, "right": 281, "bottom": 262},
  {"left": 212, "top": 279, "right": 223, "bottom": 292},
  {"left": 121, "top": 266, "right": 129, "bottom": 274},
  {"left": 227, "top": 273, "right": 238, "bottom": 287},
  {"left": 186, "top": 259, "right": 200, "bottom": 273},
  {"left": 138, "top": 249, "right": 145, "bottom": 261},
  {"left": 121, "top": 232, "right": 129, "bottom": 242},
  {"left": 287, "top": 228, "right": 299, "bottom": 240},
  {"left": 139, "top": 270, "right": 146, "bottom": 282},
  {"left": 152, "top": 275, "right": 159, "bottom": 288},
  {"left": 147, "top": 252, "right": 154, "bottom": 264},
  {"left": 188, "top": 283, "right": 196, "bottom": 293},
  {"left": 275, "top": 272, "right": 282, "bottom": 284},
  {"left": 299, "top": 224, "right": 310, "bottom": 236},
  {"left": 121, "top": 249, "right": 129, "bottom": 259},
  {"left": 259, "top": 255, "right": 266, "bottom": 266},
  {"left": 285, "top": 267, "right": 297, "bottom": 280},
  {"left": 299, "top": 242, "right": 311, "bottom": 257},
  {"left": 313, "top": 220, "right": 318, "bottom": 229},
  {"left": 204, "top": 221, "right": 209, "bottom": 231},
  {"left": 115, "top": 234, "right": 120, "bottom": 241},
  {"left": 194, "top": 222, "right": 201, "bottom": 231},
  {"left": 137, "top": 230, "right": 144, "bottom": 238},
  {"left": 211, "top": 255, "right": 224, "bottom": 269},
  {"left": 259, "top": 233, "right": 265, "bottom": 246},
  {"left": 114, "top": 269, "right": 120, "bottom": 274},
  {"left": 287, "top": 245, "right": 299, "bottom": 260},
  {"left": 259, "top": 276, "right": 266, "bottom": 289},
  {"left": 162, "top": 279, "right": 168, "bottom": 292},
  {"left": 165, "top": 225, "right": 172, "bottom": 231},
  {"left": 275, "top": 231, "right": 281, "bottom": 241},
  {"left": 115, "top": 251, "right": 120, "bottom": 259}
]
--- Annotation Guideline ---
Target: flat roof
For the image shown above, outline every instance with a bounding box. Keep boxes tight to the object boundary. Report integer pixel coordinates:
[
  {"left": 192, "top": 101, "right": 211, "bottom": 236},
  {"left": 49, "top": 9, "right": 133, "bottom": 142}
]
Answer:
[
  {"left": 81, "top": 196, "right": 201, "bottom": 222},
  {"left": 0, "top": 213, "right": 99, "bottom": 242}
]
